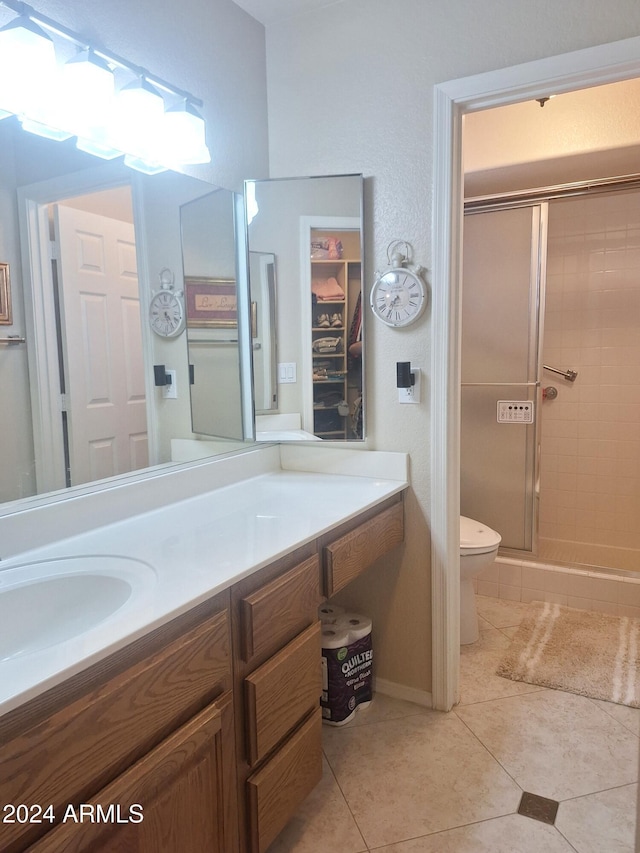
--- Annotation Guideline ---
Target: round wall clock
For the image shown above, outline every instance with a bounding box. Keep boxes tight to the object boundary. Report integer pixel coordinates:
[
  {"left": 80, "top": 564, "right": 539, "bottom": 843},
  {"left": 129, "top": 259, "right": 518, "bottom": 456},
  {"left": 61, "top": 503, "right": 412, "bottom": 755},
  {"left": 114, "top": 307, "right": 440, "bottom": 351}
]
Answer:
[
  {"left": 149, "top": 271, "right": 185, "bottom": 337},
  {"left": 370, "top": 251, "right": 427, "bottom": 328}
]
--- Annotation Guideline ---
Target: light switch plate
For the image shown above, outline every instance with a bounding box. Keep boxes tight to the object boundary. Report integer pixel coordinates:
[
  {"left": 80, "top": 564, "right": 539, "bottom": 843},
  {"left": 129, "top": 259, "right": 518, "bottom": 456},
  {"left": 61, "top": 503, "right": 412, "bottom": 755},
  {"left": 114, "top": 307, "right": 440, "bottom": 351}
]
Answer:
[{"left": 278, "top": 362, "right": 297, "bottom": 383}]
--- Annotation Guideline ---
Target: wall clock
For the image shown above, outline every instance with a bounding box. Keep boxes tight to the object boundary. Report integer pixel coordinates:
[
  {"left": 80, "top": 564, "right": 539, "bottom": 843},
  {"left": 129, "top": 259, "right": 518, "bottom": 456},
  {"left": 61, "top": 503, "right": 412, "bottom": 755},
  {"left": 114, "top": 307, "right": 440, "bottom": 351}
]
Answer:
[
  {"left": 370, "top": 241, "right": 427, "bottom": 327},
  {"left": 149, "top": 269, "right": 185, "bottom": 337}
]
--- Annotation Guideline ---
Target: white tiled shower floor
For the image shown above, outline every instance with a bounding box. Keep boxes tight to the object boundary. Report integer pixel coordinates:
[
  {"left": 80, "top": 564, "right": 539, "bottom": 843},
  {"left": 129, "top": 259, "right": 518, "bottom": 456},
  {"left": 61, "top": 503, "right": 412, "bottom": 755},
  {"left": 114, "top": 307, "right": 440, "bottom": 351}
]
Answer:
[{"left": 267, "top": 596, "right": 639, "bottom": 852}]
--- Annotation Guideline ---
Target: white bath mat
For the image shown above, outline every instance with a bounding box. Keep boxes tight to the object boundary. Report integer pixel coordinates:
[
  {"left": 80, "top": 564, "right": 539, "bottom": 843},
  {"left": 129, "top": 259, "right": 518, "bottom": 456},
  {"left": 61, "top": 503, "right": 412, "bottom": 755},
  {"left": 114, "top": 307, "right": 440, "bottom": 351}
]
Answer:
[{"left": 497, "top": 601, "right": 640, "bottom": 708}]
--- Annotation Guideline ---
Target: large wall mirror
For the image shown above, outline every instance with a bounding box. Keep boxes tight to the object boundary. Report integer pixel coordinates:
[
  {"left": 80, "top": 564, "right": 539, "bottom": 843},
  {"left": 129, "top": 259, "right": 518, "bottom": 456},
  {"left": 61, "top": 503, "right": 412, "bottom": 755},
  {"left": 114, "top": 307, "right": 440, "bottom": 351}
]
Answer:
[
  {"left": 1, "top": 116, "right": 365, "bottom": 518},
  {"left": 0, "top": 116, "right": 251, "bottom": 513},
  {"left": 245, "top": 174, "right": 364, "bottom": 442}
]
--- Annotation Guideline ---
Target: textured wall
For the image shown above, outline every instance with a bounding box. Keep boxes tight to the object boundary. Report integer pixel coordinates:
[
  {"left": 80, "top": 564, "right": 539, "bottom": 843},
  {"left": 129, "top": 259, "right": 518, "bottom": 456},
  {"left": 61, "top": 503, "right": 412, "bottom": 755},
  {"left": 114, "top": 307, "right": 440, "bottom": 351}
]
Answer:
[{"left": 263, "top": 0, "right": 640, "bottom": 694}]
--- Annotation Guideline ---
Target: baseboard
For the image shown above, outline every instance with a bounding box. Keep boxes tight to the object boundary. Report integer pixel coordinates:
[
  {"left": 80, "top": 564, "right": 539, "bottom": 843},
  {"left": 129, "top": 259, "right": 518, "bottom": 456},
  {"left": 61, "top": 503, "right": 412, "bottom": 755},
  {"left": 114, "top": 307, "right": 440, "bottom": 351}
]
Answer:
[{"left": 374, "top": 677, "right": 433, "bottom": 708}]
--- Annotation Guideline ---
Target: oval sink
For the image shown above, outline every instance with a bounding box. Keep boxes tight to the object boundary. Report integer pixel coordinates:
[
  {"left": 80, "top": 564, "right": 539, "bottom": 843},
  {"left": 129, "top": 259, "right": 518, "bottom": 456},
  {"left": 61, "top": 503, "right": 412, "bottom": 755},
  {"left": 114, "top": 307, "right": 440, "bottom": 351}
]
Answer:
[{"left": 0, "top": 556, "right": 154, "bottom": 661}]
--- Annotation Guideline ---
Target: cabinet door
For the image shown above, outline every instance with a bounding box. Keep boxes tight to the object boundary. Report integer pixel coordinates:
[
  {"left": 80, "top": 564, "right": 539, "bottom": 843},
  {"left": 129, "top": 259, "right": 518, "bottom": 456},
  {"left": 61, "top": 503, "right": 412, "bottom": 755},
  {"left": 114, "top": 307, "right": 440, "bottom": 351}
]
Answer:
[{"left": 27, "top": 692, "right": 238, "bottom": 853}]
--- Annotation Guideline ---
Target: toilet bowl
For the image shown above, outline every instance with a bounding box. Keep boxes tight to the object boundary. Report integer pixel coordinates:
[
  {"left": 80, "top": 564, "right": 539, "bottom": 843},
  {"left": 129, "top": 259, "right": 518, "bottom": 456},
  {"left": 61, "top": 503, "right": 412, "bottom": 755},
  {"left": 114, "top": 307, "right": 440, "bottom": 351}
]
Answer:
[{"left": 460, "top": 515, "right": 501, "bottom": 645}]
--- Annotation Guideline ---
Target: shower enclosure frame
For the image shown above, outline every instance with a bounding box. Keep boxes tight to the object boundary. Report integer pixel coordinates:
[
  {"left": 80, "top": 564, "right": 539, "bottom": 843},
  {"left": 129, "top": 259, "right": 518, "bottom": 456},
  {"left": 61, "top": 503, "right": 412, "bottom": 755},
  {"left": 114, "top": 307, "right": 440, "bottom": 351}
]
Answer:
[{"left": 461, "top": 200, "right": 548, "bottom": 559}]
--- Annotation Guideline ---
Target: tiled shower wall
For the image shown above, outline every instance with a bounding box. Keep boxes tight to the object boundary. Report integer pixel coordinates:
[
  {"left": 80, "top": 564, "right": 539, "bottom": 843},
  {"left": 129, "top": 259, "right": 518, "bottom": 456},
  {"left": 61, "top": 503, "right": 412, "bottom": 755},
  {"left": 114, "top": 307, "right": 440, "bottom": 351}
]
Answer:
[{"left": 539, "top": 189, "right": 640, "bottom": 570}]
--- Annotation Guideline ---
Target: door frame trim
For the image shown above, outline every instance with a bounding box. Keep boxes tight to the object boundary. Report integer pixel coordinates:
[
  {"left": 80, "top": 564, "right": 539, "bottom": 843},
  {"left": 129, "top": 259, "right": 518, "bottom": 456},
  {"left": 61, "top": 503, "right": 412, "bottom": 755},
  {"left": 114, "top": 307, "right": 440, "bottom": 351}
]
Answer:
[
  {"left": 431, "top": 36, "right": 640, "bottom": 711},
  {"left": 17, "top": 162, "right": 154, "bottom": 494}
]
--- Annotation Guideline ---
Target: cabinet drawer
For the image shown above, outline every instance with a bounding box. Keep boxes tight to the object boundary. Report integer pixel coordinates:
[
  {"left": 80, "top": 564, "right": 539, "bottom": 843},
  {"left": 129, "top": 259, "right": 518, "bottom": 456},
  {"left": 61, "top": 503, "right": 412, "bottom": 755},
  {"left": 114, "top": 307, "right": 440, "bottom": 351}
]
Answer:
[
  {"left": 240, "top": 555, "right": 321, "bottom": 662},
  {"left": 323, "top": 500, "right": 404, "bottom": 596},
  {"left": 0, "top": 608, "right": 231, "bottom": 853},
  {"left": 246, "top": 708, "right": 322, "bottom": 853},
  {"left": 245, "top": 622, "right": 322, "bottom": 766}
]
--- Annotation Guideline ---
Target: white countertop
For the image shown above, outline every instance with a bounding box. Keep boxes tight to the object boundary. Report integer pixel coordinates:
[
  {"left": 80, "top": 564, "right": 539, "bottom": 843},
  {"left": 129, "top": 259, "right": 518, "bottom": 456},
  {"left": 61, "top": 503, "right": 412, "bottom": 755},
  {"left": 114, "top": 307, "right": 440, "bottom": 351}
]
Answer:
[{"left": 0, "top": 446, "right": 407, "bottom": 716}]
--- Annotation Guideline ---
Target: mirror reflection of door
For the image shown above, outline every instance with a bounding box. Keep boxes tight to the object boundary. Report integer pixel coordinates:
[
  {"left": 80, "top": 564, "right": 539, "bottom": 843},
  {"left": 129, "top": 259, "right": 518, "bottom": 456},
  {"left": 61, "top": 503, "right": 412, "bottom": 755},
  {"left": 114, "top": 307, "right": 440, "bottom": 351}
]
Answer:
[{"left": 54, "top": 202, "right": 148, "bottom": 486}]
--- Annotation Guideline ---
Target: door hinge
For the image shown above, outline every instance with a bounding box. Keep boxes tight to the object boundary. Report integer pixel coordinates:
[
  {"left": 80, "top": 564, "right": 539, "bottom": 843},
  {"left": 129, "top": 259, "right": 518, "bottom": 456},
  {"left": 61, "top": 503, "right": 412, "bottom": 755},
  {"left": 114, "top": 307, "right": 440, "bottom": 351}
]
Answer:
[
  {"left": 49, "top": 240, "right": 59, "bottom": 261},
  {"left": 60, "top": 393, "right": 68, "bottom": 412}
]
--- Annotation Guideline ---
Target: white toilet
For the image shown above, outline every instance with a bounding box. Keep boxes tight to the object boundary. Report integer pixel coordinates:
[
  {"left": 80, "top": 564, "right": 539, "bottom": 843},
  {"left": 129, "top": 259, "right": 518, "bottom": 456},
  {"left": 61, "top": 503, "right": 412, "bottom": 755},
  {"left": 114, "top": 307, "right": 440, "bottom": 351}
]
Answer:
[{"left": 459, "top": 515, "right": 501, "bottom": 645}]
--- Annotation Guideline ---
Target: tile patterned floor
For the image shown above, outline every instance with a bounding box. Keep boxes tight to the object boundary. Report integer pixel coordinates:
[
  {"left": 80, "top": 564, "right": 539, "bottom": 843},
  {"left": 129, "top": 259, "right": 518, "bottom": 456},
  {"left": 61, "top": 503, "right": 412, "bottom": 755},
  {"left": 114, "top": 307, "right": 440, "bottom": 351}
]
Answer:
[{"left": 267, "top": 595, "right": 640, "bottom": 852}]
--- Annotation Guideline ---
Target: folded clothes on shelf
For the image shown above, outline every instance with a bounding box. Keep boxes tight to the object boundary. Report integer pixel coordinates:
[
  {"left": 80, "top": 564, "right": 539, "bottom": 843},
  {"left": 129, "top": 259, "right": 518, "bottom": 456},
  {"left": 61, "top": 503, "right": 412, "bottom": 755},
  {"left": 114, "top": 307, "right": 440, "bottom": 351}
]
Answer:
[
  {"left": 311, "top": 276, "right": 344, "bottom": 301},
  {"left": 312, "top": 336, "right": 342, "bottom": 354}
]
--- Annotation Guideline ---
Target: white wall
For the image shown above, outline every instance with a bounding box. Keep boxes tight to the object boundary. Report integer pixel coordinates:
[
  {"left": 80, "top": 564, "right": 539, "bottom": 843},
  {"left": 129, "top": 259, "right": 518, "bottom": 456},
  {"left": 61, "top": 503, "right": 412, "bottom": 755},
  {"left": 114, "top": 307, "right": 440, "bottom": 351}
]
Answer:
[{"left": 262, "top": 0, "right": 640, "bottom": 695}]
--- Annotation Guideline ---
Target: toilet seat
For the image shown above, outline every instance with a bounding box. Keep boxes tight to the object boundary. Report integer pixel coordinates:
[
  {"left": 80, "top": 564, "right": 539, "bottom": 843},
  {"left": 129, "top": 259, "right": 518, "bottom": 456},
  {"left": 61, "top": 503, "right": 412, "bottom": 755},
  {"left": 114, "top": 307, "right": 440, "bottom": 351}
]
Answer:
[{"left": 460, "top": 515, "right": 501, "bottom": 555}]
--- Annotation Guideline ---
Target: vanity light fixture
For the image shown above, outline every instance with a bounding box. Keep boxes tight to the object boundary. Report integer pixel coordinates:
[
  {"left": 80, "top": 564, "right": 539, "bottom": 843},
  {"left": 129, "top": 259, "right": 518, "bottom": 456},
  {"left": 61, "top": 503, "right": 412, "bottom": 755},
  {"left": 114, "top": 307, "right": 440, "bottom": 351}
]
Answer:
[{"left": 0, "top": 0, "right": 211, "bottom": 172}]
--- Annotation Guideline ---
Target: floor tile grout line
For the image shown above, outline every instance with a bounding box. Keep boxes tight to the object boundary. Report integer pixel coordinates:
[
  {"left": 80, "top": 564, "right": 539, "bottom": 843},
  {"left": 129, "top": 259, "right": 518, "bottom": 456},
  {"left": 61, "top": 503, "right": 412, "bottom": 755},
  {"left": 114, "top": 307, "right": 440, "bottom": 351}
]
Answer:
[
  {"left": 364, "top": 809, "right": 550, "bottom": 851},
  {"left": 581, "top": 695, "right": 640, "bottom": 738},
  {"left": 321, "top": 746, "right": 370, "bottom": 852},
  {"left": 452, "top": 706, "right": 528, "bottom": 796}
]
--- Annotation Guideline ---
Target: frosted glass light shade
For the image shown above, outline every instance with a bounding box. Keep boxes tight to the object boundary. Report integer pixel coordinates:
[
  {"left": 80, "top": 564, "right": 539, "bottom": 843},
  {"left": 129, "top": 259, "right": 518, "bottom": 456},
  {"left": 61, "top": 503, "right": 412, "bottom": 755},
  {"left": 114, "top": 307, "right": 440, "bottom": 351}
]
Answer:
[
  {"left": 160, "top": 101, "right": 211, "bottom": 165},
  {"left": 62, "top": 50, "right": 115, "bottom": 140},
  {"left": 0, "top": 17, "right": 56, "bottom": 116},
  {"left": 21, "top": 117, "right": 73, "bottom": 142},
  {"left": 76, "top": 137, "right": 122, "bottom": 160},
  {"left": 123, "top": 154, "right": 167, "bottom": 175},
  {"left": 112, "top": 78, "right": 165, "bottom": 160}
]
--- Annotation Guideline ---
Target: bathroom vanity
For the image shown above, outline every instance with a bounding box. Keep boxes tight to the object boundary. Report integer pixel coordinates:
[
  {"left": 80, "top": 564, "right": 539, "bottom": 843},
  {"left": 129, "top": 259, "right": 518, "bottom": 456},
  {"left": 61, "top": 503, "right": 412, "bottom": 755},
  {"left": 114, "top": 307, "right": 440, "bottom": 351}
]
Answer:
[{"left": 0, "top": 445, "right": 407, "bottom": 853}]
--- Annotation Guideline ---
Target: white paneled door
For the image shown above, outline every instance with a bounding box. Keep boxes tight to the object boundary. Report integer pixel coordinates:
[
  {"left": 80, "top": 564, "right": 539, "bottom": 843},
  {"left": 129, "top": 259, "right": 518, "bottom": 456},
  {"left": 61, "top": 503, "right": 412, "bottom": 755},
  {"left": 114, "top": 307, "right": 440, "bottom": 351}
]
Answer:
[{"left": 54, "top": 205, "right": 148, "bottom": 486}]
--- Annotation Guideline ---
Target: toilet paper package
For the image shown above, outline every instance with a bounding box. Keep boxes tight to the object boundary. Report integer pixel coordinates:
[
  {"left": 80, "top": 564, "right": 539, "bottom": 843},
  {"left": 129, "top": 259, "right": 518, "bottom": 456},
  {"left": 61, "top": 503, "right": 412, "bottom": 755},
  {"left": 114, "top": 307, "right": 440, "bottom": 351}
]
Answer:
[
  {"left": 321, "top": 612, "right": 373, "bottom": 726},
  {"left": 318, "top": 603, "right": 346, "bottom": 624}
]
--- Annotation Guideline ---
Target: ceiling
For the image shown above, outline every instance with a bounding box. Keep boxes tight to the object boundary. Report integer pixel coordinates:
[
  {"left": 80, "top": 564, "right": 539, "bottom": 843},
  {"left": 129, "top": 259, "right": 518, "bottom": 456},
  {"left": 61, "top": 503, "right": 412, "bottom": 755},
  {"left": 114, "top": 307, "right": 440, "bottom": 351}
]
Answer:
[{"left": 232, "top": 0, "right": 340, "bottom": 25}]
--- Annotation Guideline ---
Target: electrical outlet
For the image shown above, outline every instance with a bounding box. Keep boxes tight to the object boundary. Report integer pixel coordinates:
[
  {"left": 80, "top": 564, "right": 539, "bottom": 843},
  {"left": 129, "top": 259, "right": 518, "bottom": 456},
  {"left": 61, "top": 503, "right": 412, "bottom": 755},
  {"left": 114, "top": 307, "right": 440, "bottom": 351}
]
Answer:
[
  {"left": 162, "top": 369, "right": 177, "bottom": 399},
  {"left": 398, "top": 369, "right": 421, "bottom": 404}
]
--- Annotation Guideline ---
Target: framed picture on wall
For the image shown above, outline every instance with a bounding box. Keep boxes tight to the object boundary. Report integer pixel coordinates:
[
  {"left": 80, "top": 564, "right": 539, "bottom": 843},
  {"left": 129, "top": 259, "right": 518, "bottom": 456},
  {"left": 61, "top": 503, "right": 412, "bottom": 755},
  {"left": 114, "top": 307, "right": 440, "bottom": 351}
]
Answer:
[
  {"left": 185, "top": 277, "right": 237, "bottom": 328},
  {"left": 0, "top": 263, "right": 11, "bottom": 325},
  {"left": 185, "top": 277, "right": 258, "bottom": 336}
]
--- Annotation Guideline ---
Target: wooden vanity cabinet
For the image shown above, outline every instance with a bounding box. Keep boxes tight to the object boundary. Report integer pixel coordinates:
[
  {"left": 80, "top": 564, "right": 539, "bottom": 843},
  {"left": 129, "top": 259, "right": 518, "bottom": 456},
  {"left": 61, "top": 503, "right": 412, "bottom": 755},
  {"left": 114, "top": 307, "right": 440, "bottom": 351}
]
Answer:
[
  {"left": 231, "top": 545, "right": 323, "bottom": 853},
  {"left": 0, "top": 491, "right": 406, "bottom": 853},
  {"left": 0, "top": 592, "right": 238, "bottom": 853}
]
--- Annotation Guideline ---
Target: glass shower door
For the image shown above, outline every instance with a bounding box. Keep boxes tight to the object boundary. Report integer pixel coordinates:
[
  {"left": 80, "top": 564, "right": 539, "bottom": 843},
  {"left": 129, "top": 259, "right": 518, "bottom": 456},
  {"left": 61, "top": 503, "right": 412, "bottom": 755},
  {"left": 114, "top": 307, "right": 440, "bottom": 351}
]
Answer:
[{"left": 460, "top": 203, "right": 546, "bottom": 552}]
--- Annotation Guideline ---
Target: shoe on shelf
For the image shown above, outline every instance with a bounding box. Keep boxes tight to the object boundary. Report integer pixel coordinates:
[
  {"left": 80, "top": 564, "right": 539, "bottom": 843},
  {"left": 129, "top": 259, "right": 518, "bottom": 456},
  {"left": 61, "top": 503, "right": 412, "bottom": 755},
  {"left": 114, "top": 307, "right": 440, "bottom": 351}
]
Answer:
[
  {"left": 330, "top": 312, "right": 343, "bottom": 327},
  {"left": 317, "top": 314, "right": 330, "bottom": 327}
]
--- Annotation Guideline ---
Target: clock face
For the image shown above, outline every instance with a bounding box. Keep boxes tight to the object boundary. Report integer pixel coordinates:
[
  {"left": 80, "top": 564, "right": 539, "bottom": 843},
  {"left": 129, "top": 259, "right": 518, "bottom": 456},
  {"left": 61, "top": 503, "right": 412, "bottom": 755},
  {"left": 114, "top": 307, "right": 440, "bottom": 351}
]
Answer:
[
  {"left": 149, "top": 290, "right": 184, "bottom": 337},
  {"left": 371, "top": 269, "right": 426, "bottom": 327}
]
